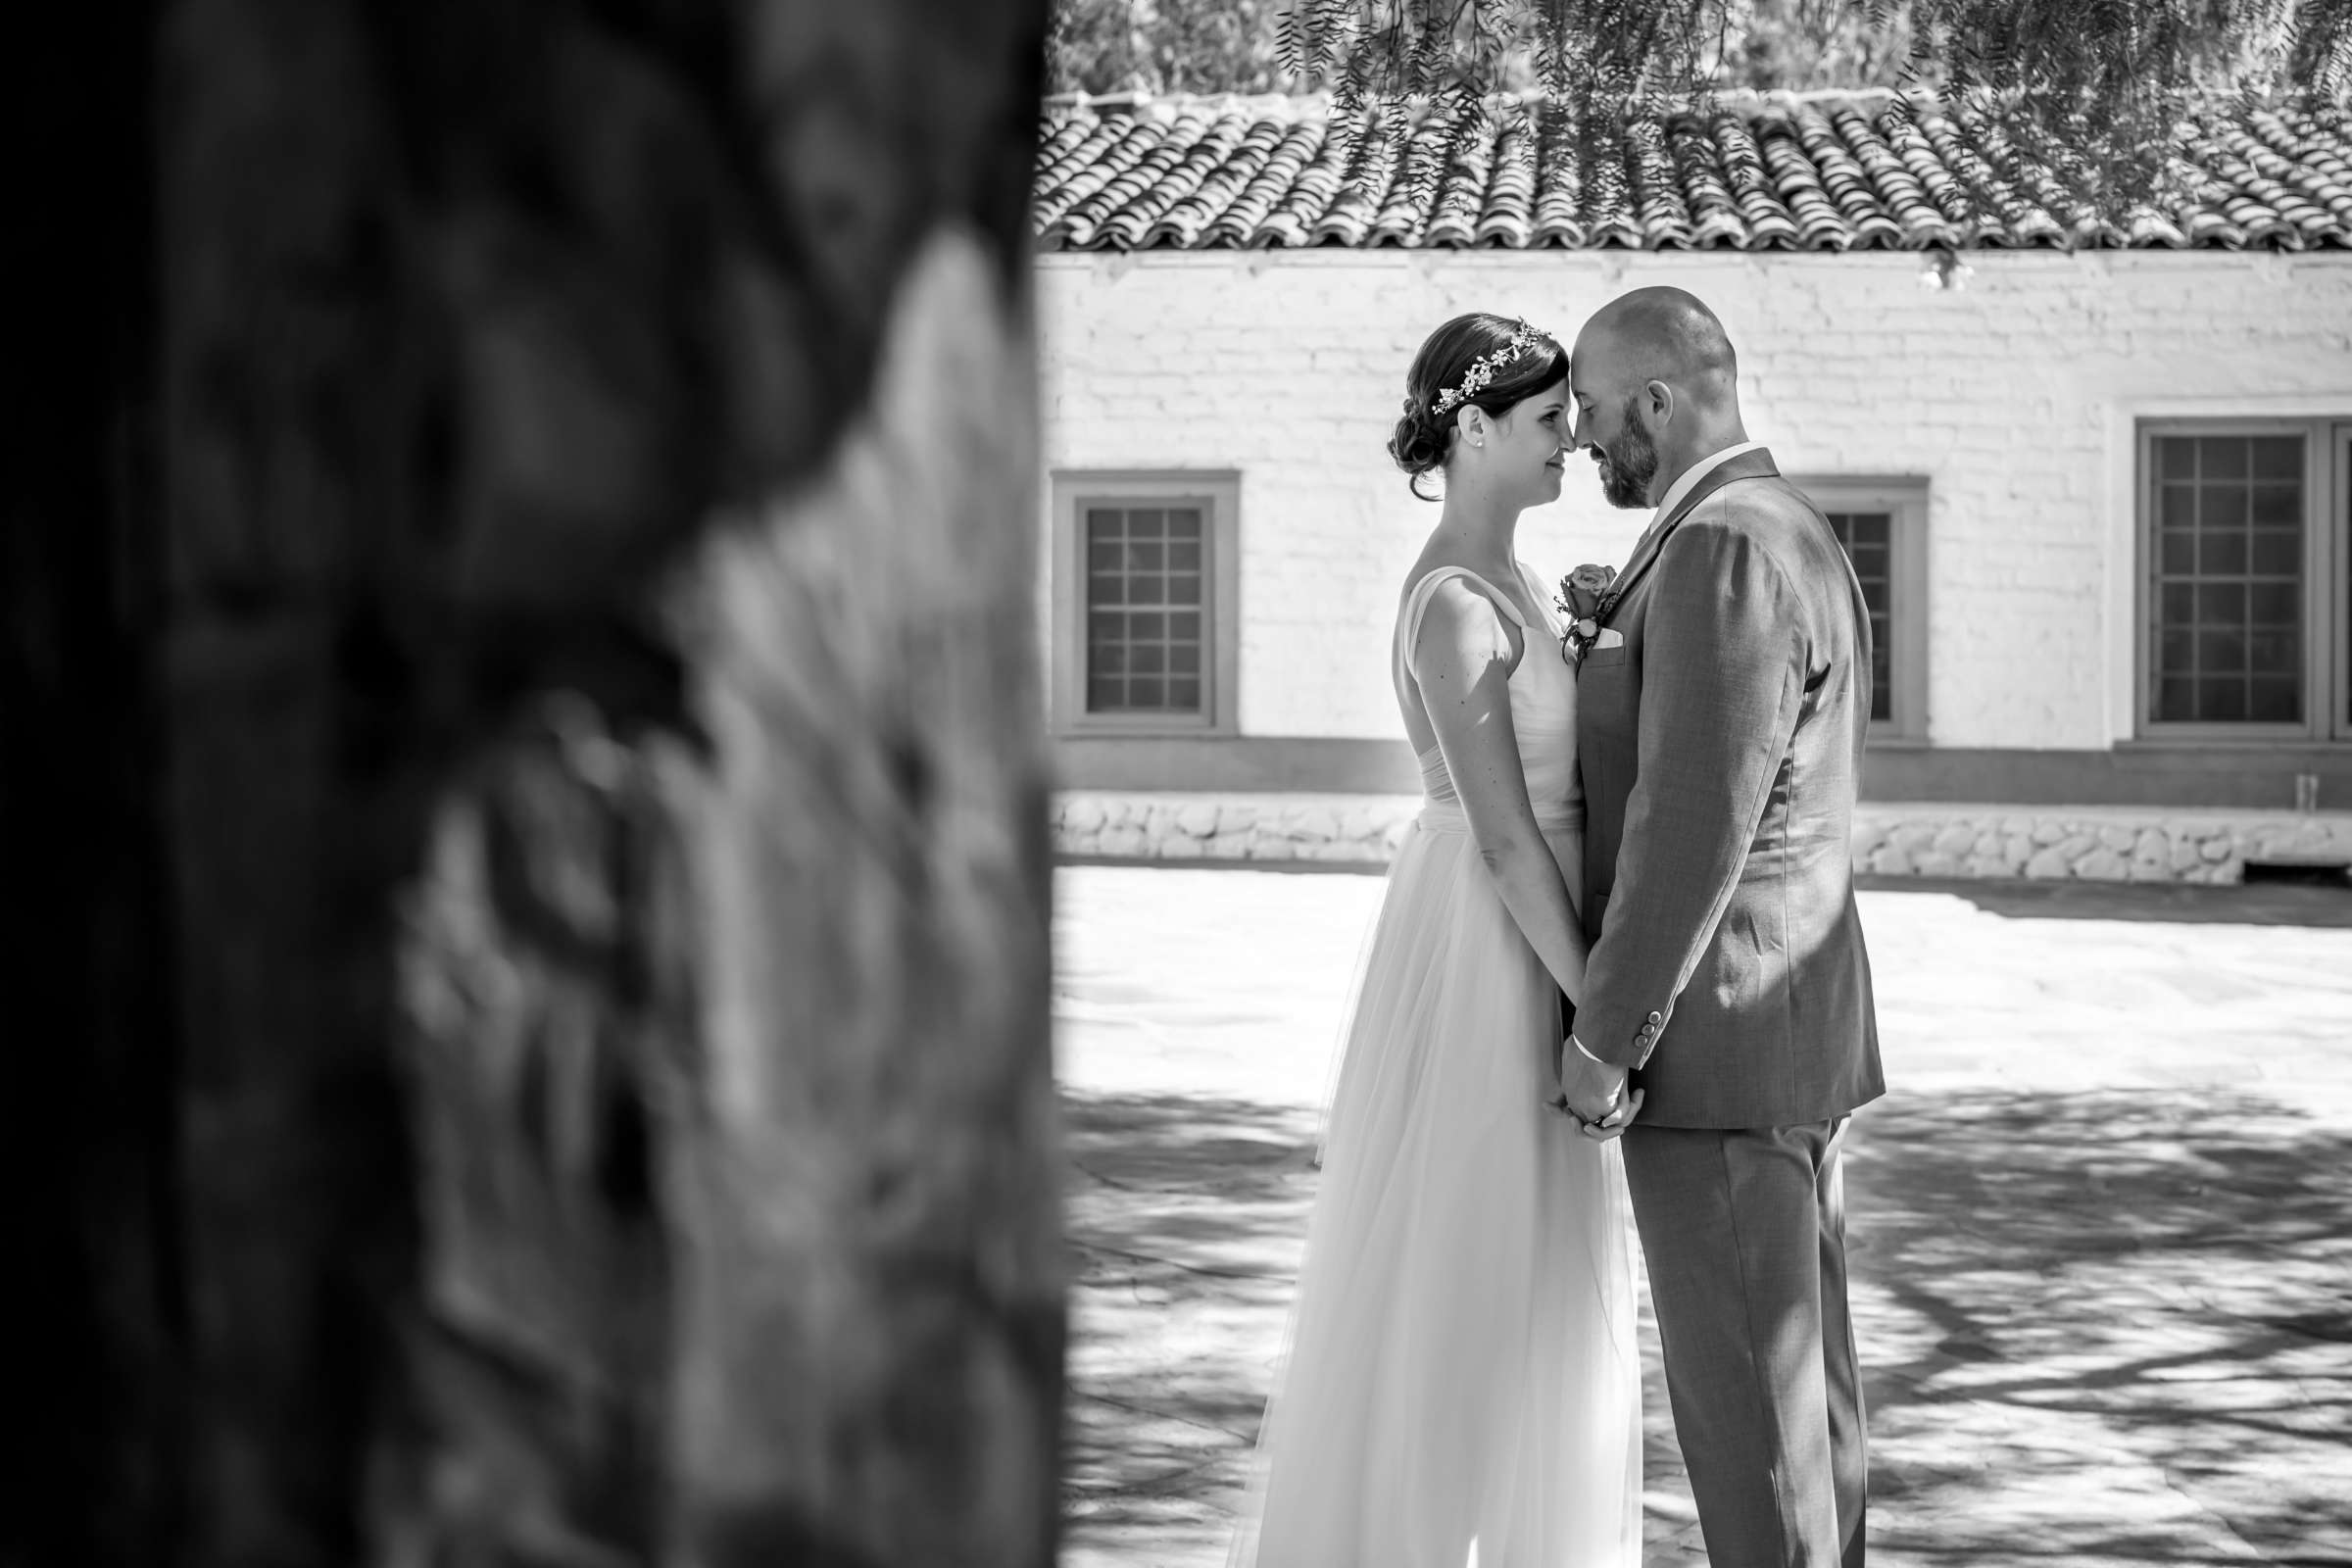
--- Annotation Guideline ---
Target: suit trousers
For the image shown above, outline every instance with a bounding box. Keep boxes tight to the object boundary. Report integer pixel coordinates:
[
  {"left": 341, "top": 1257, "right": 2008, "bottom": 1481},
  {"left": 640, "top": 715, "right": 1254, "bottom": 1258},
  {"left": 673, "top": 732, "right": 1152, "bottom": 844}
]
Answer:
[{"left": 1622, "top": 1117, "right": 1867, "bottom": 1568}]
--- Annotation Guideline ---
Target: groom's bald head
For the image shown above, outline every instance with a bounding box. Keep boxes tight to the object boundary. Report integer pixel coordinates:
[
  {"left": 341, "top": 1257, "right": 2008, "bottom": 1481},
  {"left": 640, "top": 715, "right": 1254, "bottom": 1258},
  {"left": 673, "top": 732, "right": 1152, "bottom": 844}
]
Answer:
[
  {"left": 1570, "top": 287, "right": 1740, "bottom": 411},
  {"left": 1567, "top": 287, "right": 1750, "bottom": 509}
]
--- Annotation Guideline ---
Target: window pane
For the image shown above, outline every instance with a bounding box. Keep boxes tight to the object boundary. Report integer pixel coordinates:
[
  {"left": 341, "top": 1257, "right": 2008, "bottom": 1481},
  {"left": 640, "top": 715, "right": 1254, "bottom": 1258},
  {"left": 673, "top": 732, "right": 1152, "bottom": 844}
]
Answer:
[
  {"left": 2196, "top": 628, "right": 2246, "bottom": 671},
  {"left": 2251, "top": 436, "right": 2301, "bottom": 479},
  {"left": 1073, "top": 492, "right": 1220, "bottom": 719},
  {"left": 2198, "top": 677, "right": 2247, "bottom": 720},
  {"left": 2249, "top": 628, "right": 2299, "bottom": 674},
  {"left": 2250, "top": 676, "right": 2301, "bottom": 722},
  {"left": 1827, "top": 513, "right": 1896, "bottom": 727},
  {"left": 2159, "top": 484, "right": 2198, "bottom": 530},
  {"left": 2250, "top": 582, "right": 2298, "bottom": 624},
  {"left": 2251, "top": 530, "right": 2302, "bottom": 574},
  {"left": 2198, "top": 532, "right": 2247, "bottom": 574},
  {"left": 2196, "top": 582, "right": 2245, "bottom": 622},
  {"left": 2252, "top": 483, "right": 2300, "bottom": 527},
  {"left": 2201, "top": 486, "right": 2248, "bottom": 530},
  {"left": 2147, "top": 434, "right": 2309, "bottom": 727}
]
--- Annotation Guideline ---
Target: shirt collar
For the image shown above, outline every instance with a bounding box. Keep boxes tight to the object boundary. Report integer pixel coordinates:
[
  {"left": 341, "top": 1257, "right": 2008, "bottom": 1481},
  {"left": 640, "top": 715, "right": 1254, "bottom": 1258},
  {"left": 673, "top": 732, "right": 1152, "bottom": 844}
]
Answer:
[{"left": 1646, "top": 439, "right": 1766, "bottom": 531}]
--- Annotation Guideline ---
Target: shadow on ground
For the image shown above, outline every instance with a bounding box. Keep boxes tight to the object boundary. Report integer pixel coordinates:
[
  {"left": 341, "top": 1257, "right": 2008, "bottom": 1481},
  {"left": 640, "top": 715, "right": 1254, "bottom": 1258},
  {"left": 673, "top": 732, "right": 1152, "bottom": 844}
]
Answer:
[
  {"left": 1059, "top": 1091, "right": 1320, "bottom": 1557},
  {"left": 1848, "top": 1085, "right": 2352, "bottom": 1564},
  {"left": 1061, "top": 1083, "right": 2352, "bottom": 1566},
  {"left": 1857, "top": 874, "right": 2352, "bottom": 928}
]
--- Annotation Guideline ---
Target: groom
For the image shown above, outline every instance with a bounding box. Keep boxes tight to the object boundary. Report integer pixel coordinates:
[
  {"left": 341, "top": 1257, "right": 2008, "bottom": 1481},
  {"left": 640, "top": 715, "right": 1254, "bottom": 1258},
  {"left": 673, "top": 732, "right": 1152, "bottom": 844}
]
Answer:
[{"left": 1554, "top": 287, "right": 1883, "bottom": 1568}]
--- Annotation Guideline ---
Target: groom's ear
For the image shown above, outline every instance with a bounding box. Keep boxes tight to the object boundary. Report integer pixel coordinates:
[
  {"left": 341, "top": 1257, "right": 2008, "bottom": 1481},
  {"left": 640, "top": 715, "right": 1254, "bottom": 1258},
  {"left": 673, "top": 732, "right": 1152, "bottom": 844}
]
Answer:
[{"left": 1642, "top": 379, "right": 1675, "bottom": 430}]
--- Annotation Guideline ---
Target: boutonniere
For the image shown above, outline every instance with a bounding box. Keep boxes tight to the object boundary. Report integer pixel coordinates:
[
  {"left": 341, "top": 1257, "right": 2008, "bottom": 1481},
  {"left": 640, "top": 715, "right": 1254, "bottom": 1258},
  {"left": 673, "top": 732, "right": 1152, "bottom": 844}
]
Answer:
[{"left": 1557, "top": 563, "right": 1619, "bottom": 661}]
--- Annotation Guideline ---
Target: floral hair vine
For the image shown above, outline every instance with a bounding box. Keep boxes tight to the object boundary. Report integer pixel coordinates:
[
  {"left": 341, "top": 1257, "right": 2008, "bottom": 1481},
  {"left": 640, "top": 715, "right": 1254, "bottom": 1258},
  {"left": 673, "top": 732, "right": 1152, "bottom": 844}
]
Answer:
[{"left": 1431, "top": 318, "right": 1547, "bottom": 416}]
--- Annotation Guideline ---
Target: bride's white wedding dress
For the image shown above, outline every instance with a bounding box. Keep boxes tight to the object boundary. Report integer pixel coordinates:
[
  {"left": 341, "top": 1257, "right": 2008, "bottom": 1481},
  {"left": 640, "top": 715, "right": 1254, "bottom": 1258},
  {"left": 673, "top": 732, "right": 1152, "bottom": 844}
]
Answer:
[{"left": 1228, "top": 563, "right": 1642, "bottom": 1568}]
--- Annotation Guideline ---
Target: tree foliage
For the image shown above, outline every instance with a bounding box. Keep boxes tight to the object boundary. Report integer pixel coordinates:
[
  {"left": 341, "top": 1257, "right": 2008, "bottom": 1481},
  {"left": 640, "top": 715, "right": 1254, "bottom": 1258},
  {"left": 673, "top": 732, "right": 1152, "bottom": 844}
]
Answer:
[
  {"left": 1048, "top": 0, "right": 1297, "bottom": 93},
  {"left": 1045, "top": 0, "right": 2352, "bottom": 208}
]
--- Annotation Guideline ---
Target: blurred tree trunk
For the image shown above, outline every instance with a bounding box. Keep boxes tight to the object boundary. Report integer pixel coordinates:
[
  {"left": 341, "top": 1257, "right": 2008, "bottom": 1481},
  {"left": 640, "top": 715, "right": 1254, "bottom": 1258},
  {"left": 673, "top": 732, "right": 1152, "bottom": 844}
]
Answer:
[{"left": 4, "top": 2, "right": 1061, "bottom": 1565}]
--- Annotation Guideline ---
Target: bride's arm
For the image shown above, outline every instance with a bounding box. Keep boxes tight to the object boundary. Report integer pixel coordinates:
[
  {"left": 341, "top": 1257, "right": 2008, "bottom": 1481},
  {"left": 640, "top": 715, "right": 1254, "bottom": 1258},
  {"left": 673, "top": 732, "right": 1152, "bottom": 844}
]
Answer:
[{"left": 1412, "top": 582, "right": 1589, "bottom": 1004}]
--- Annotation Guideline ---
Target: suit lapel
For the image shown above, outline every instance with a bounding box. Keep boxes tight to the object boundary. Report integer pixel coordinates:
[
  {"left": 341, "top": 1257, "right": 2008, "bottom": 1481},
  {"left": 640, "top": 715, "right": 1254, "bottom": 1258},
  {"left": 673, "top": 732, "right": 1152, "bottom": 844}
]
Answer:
[{"left": 1609, "top": 447, "right": 1782, "bottom": 610}]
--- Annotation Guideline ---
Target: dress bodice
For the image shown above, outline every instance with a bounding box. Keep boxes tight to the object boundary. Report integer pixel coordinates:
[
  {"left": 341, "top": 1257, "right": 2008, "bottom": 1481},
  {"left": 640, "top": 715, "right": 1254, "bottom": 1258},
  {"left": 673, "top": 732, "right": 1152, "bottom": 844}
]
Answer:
[{"left": 1393, "top": 563, "right": 1584, "bottom": 831}]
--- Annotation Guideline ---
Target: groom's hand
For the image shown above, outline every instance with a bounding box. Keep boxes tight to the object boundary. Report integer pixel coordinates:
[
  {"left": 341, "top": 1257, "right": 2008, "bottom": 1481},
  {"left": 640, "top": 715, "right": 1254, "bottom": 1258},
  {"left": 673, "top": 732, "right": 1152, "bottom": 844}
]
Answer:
[{"left": 1548, "top": 1037, "right": 1640, "bottom": 1140}]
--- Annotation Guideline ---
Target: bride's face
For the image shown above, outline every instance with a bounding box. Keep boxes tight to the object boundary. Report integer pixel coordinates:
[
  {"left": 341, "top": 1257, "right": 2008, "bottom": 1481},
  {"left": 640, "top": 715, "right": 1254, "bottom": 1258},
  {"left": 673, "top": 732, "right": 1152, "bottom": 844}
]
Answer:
[{"left": 1465, "top": 377, "right": 1571, "bottom": 508}]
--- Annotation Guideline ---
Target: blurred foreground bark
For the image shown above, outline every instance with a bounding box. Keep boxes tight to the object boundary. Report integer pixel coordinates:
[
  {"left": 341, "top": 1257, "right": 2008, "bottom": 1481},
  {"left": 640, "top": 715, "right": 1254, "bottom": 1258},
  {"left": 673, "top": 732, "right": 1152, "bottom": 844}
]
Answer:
[{"left": 4, "top": 3, "right": 1060, "bottom": 1564}]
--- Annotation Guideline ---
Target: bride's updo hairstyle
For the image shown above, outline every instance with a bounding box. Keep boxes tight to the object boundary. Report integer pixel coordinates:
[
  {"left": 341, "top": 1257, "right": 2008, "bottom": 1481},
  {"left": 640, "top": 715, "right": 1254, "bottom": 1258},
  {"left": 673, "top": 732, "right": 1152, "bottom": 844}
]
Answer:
[{"left": 1389, "top": 313, "right": 1571, "bottom": 501}]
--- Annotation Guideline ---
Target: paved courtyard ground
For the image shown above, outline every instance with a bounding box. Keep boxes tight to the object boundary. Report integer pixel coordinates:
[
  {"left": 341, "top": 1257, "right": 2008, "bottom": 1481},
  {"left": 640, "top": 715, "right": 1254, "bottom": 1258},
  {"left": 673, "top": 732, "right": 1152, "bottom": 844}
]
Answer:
[{"left": 1053, "top": 866, "right": 2352, "bottom": 1567}]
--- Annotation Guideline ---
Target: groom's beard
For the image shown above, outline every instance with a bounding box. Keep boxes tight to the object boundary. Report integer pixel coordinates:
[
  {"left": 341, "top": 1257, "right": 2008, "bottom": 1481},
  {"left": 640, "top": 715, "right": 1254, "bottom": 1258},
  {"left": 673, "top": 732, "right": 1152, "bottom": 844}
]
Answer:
[{"left": 1593, "top": 399, "right": 1658, "bottom": 510}]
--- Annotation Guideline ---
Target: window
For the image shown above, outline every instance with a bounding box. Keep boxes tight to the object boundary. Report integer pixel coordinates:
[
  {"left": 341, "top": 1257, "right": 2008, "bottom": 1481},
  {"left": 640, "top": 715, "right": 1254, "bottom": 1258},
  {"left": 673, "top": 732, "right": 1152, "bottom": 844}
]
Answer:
[
  {"left": 1050, "top": 471, "right": 1241, "bottom": 736},
  {"left": 1798, "top": 477, "right": 1930, "bottom": 743},
  {"left": 2138, "top": 421, "right": 2351, "bottom": 741}
]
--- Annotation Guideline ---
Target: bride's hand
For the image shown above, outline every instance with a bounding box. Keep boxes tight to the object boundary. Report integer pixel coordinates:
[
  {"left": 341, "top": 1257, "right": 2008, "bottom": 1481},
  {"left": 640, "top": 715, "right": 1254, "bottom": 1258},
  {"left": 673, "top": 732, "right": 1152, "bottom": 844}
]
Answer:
[
  {"left": 1577, "top": 1086, "right": 1643, "bottom": 1142},
  {"left": 1547, "top": 1039, "right": 1636, "bottom": 1139}
]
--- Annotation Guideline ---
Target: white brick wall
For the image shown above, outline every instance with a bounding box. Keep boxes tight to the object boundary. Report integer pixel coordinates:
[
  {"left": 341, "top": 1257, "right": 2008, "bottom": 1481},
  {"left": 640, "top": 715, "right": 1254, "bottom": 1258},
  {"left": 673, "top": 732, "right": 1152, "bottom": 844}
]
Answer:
[{"left": 1036, "top": 249, "right": 2352, "bottom": 748}]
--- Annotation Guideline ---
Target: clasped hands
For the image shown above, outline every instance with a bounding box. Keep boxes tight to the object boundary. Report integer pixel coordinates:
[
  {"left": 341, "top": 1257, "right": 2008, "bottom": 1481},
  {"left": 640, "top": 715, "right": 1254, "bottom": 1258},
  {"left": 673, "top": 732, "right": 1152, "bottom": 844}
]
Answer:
[{"left": 1547, "top": 1036, "right": 1643, "bottom": 1142}]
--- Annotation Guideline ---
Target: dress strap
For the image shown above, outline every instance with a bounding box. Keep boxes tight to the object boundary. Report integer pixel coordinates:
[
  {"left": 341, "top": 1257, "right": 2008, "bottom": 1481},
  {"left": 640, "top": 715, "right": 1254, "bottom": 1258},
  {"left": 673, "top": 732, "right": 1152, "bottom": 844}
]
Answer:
[{"left": 1395, "top": 565, "right": 1528, "bottom": 695}]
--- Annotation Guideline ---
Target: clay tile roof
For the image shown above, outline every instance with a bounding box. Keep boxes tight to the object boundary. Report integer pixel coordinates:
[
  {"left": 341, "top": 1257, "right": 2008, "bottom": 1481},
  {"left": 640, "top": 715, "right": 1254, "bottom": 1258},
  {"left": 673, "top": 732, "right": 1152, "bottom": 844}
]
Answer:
[{"left": 1034, "top": 89, "right": 2352, "bottom": 252}]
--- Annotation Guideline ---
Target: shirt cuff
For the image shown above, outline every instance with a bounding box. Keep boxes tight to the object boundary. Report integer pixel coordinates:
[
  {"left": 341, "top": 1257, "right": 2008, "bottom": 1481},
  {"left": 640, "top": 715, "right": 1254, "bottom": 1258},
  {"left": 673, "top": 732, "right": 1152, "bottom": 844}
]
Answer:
[{"left": 1569, "top": 1034, "right": 1608, "bottom": 1066}]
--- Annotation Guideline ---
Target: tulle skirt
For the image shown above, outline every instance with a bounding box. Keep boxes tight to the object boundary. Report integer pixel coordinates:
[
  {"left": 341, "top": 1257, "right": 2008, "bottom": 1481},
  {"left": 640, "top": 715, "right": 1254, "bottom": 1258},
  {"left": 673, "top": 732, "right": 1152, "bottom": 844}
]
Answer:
[{"left": 1228, "top": 807, "right": 1642, "bottom": 1568}]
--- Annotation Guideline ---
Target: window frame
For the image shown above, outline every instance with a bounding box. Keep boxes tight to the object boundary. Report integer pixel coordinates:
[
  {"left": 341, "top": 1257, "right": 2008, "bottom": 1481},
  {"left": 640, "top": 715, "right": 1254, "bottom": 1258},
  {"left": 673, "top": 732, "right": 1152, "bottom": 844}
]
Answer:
[
  {"left": 1792, "top": 474, "right": 1931, "bottom": 745},
  {"left": 1049, "top": 469, "right": 1242, "bottom": 738},
  {"left": 2133, "top": 417, "right": 2346, "bottom": 744},
  {"left": 2335, "top": 425, "right": 2352, "bottom": 743}
]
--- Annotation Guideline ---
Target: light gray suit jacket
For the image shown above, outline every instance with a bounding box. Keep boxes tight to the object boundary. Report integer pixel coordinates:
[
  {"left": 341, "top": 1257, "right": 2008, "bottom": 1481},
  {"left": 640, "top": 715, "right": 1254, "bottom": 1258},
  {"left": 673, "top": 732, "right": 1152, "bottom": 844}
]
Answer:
[{"left": 1575, "top": 448, "right": 1886, "bottom": 1129}]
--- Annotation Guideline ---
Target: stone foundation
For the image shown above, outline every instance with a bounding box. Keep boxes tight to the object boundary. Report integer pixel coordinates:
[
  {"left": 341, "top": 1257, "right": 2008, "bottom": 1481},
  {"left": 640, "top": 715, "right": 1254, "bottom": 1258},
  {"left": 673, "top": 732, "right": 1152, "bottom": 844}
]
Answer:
[
  {"left": 1052, "top": 791, "right": 2352, "bottom": 884},
  {"left": 1054, "top": 791, "right": 1416, "bottom": 866}
]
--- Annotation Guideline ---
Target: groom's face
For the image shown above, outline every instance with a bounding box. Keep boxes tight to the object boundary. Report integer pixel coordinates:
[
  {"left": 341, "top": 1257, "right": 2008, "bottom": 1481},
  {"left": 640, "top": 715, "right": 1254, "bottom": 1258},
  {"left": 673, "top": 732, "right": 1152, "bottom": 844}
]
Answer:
[{"left": 1570, "top": 379, "right": 1660, "bottom": 512}]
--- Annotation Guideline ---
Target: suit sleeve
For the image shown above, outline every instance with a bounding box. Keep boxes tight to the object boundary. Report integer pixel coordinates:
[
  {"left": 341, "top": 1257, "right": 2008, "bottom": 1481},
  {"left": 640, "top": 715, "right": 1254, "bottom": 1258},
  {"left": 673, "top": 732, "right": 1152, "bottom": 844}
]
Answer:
[{"left": 1577, "top": 514, "right": 1806, "bottom": 1069}]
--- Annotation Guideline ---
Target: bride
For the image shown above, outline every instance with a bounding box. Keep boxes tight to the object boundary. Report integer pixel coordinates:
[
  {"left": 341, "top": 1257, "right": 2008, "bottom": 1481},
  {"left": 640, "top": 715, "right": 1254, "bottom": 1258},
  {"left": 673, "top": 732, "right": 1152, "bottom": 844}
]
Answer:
[{"left": 1227, "top": 314, "right": 1643, "bottom": 1567}]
